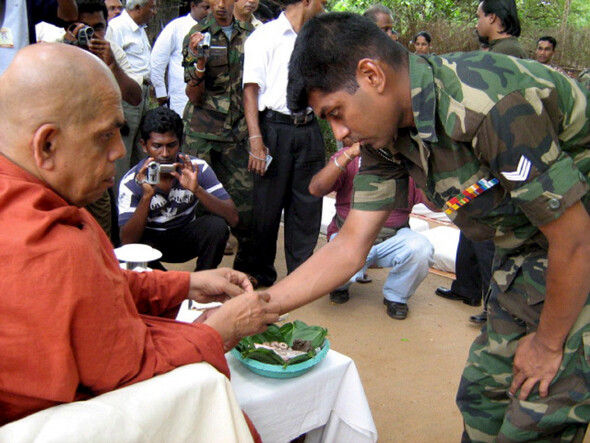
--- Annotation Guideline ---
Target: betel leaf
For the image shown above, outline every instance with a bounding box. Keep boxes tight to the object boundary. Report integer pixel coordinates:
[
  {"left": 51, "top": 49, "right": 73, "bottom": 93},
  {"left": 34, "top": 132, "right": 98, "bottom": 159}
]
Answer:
[
  {"left": 235, "top": 321, "right": 328, "bottom": 366},
  {"left": 241, "top": 348, "right": 286, "bottom": 365},
  {"left": 283, "top": 351, "right": 315, "bottom": 367},
  {"left": 287, "top": 320, "right": 328, "bottom": 348}
]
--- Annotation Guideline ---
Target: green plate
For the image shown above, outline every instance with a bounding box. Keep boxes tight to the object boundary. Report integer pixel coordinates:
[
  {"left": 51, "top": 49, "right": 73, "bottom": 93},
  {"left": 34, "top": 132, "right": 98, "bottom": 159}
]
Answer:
[{"left": 230, "top": 339, "right": 330, "bottom": 379}]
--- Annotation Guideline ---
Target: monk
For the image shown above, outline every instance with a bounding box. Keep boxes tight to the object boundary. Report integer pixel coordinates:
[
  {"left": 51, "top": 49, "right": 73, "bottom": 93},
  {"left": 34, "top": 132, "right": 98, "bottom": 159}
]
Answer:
[{"left": 0, "top": 43, "right": 279, "bottom": 438}]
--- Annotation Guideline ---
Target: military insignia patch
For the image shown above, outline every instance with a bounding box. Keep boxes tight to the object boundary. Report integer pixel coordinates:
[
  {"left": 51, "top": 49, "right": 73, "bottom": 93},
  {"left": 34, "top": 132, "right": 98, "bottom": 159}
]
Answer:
[
  {"left": 500, "top": 156, "right": 531, "bottom": 182},
  {"left": 444, "top": 178, "right": 499, "bottom": 215}
]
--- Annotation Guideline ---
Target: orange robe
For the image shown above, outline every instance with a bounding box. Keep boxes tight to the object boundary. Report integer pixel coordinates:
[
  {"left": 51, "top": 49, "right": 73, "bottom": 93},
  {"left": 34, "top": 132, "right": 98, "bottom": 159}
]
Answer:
[{"left": 0, "top": 155, "right": 233, "bottom": 426}]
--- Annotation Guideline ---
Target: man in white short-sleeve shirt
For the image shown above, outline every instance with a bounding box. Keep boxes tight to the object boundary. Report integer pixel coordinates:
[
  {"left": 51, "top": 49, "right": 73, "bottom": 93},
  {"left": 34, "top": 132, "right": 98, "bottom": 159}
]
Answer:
[
  {"left": 150, "top": 0, "right": 209, "bottom": 116},
  {"left": 242, "top": 0, "right": 326, "bottom": 287}
]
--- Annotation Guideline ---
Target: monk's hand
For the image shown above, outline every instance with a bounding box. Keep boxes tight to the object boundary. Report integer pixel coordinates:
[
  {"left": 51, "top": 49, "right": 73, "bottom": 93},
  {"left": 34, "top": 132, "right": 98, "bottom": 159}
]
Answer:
[
  {"left": 203, "top": 292, "right": 280, "bottom": 351},
  {"left": 188, "top": 268, "right": 254, "bottom": 304},
  {"left": 509, "top": 332, "right": 562, "bottom": 400}
]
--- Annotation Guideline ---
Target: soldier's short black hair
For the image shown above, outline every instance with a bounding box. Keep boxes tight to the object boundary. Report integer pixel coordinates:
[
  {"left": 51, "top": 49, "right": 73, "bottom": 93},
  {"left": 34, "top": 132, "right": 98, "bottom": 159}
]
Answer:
[
  {"left": 537, "top": 35, "right": 557, "bottom": 50},
  {"left": 480, "top": 0, "right": 521, "bottom": 37},
  {"left": 140, "top": 107, "right": 184, "bottom": 143},
  {"left": 76, "top": 0, "right": 108, "bottom": 21},
  {"left": 287, "top": 12, "right": 408, "bottom": 113}
]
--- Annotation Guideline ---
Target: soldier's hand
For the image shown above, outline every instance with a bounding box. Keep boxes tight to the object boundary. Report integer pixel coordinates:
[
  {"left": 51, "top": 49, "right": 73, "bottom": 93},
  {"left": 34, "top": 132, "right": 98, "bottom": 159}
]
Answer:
[
  {"left": 189, "top": 32, "right": 209, "bottom": 61},
  {"left": 509, "top": 332, "right": 562, "bottom": 400},
  {"left": 248, "top": 136, "right": 268, "bottom": 176}
]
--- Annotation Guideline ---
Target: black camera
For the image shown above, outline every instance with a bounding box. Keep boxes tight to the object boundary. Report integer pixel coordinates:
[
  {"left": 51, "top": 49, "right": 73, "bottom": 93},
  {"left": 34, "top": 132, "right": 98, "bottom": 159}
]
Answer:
[{"left": 65, "top": 24, "right": 95, "bottom": 49}]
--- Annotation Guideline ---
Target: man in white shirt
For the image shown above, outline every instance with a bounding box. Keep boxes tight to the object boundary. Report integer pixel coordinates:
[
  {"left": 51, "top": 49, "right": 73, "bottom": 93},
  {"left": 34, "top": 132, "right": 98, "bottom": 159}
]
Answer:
[
  {"left": 105, "top": 0, "right": 123, "bottom": 21},
  {"left": 0, "top": 0, "right": 77, "bottom": 74},
  {"left": 242, "top": 0, "right": 326, "bottom": 287},
  {"left": 150, "top": 0, "right": 210, "bottom": 117},
  {"left": 233, "top": 0, "right": 262, "bottom": 29},
  {"left": 106, "top": 0, "right": 157, "bottom": 191}
]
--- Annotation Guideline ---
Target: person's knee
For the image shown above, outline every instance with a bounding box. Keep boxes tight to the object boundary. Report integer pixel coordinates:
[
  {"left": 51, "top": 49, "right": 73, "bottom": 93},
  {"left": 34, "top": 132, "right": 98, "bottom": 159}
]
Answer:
[
  {"left": 406, "top": 234, "right": 434, "bottom": 267},
  {"left": 209, "top": 216, "right": 230, "bottom": 242}
]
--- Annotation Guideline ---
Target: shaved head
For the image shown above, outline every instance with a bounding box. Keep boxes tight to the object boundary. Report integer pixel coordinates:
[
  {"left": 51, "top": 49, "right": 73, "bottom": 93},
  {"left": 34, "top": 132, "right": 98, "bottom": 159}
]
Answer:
[
  {"left": 0, "top": 43, "right": 120, "bottom": 148},
  {"left": 0, "top": 43, "right": 125, "bottom": 206}
]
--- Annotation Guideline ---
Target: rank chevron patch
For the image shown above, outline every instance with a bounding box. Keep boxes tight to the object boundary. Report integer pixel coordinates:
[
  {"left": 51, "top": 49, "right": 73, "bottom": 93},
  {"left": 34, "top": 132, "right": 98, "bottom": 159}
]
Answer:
[{"left": 501, "top": 156, "right": 532, "bottom": 182}]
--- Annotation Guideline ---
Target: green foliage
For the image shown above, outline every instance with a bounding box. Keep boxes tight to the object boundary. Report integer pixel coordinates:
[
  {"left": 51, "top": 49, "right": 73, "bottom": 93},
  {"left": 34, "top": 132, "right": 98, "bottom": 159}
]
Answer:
[{"left": 324, "top": 0, "right": 590, "bottom": 70}]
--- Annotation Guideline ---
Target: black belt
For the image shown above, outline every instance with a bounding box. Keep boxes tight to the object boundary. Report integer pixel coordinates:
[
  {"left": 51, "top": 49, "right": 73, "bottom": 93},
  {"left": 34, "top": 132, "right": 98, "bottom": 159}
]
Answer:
[{"left": 262, "top": 109, "right": 314, "bottom": 126}]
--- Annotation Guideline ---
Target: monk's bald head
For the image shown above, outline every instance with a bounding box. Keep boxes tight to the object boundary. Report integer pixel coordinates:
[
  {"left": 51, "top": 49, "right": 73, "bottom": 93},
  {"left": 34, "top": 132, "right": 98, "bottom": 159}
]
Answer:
[{"left": 0, "top": 43, "right": 121, "bottom": 152}]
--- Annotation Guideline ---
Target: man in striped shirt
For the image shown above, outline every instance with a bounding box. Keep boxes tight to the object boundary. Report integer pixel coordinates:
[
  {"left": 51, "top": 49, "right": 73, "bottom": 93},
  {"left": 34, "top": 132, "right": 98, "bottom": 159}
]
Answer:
[{"left": 118, "top": 107, "right": 238, "bottom": 270}]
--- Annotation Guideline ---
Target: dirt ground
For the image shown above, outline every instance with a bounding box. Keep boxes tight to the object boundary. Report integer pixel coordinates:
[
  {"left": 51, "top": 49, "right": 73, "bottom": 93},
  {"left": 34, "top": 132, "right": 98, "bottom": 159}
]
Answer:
[{"left": 168, "top": 227, "right": 590, "bottom": 442}]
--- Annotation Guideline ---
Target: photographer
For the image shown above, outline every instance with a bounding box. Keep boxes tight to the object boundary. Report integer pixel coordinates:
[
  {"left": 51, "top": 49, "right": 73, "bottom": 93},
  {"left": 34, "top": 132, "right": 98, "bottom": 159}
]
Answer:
[
  {"left": 118, "top": 107, "right": 239, "bottom": 271},
  {"left": 64, "top": 0, "right": 142, "bottom": 106}
]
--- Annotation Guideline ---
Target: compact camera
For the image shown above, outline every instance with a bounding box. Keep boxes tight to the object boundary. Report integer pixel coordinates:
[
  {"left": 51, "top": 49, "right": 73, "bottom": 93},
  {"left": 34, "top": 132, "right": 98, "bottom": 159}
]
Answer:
[
  {"left": 145, "top": 161, "right": 176, "bottom": 185},
  {"left": 197, "top": 32, "right": 211, "bottom": 58},
  {"left": 65, "top": 24, "right": 95, "bottom": 49}
]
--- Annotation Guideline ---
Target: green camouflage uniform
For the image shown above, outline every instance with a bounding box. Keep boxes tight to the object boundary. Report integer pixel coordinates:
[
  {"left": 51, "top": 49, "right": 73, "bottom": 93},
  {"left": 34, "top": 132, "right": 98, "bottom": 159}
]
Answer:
[
  {"left": 182, "top": 15, "right": 255, "bottom": 271},
  {"left": 353, "top": 52, "right": 590, "bottom": 442}
]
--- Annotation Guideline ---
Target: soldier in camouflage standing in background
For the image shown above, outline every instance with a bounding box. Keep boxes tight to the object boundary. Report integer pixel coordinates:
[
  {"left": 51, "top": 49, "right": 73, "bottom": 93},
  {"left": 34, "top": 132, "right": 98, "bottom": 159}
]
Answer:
[
  {"left": 260, "top": 12, "right": 590, "bottom": 441},
  {"left": 182, "top": 0, "right": 258, "bottom": 279}
]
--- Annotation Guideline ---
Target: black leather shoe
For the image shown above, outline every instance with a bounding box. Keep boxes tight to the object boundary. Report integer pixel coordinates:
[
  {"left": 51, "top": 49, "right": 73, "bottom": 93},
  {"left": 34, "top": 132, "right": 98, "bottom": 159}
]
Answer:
[
  {"left": 435, "top": 287, "right": 481, "bottom": 307},
  {"left": 469, "top": 311, "right": 488, "bottom": 324},
  {"left": 383, "top": 299, "right": 408, "bottom": 320},
  {"left": 330, "top": 289, "right": 350, "bottom": 304}
]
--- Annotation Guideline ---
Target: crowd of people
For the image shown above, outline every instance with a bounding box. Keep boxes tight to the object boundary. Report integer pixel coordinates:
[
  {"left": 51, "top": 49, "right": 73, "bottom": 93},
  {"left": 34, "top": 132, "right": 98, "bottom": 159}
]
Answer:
[{"left": 1, "top": 0, "right": 590, "bottom": 441}]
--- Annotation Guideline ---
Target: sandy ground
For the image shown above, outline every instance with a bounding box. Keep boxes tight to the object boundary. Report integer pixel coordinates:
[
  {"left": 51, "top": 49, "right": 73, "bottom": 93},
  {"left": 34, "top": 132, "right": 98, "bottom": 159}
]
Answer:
[{"left": 168, "top": 228, "right": 590, "bottom": 442}]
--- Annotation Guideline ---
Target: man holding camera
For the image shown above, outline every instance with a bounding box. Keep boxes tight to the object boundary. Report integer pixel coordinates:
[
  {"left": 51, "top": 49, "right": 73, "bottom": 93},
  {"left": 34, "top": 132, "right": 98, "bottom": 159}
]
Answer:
[
  {"left": 118, "top": 107, "right": 239, "bottom": 271},
  {"left": 65, "top": 0, "right": 142, "bottom": 107},
  {"left": 181, "top": 0, "right": 258, "bottom": 282}
]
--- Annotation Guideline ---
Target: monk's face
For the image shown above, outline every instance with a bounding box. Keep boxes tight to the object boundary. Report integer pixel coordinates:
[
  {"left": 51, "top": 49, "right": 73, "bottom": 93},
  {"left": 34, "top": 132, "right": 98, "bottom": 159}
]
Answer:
[{"left": 54, "top": 86, "right": 125, "bottom": 206}]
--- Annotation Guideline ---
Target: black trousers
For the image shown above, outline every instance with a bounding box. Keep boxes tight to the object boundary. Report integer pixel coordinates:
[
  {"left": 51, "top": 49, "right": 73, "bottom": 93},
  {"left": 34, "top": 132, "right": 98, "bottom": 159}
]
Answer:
[
  {"left": 250, "top": 111, "right": 325, "bottom": 286},
  {"left": 451, "top": 232, "right": 495, "bottom": 305},
  {"left": 142, "top": 214, "right": 229, "bottom": 271}
]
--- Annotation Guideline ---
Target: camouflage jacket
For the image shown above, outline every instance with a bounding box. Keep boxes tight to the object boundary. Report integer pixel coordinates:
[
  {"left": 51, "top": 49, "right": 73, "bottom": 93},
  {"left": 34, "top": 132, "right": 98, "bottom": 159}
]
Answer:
[
  {"left": 488, "top": 36, "right": 526, "bottom": 58},
  {"left": 182, "top": 15, "right": 253, "bottom": 142},
  {"left": 354, "top": 52, "right": 590, "bottom": 291}
]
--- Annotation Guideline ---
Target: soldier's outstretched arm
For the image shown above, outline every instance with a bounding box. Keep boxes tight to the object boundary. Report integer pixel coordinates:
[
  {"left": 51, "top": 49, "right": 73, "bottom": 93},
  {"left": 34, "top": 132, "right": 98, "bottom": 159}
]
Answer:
[
  {"left": 264, "top": 208, "right": 390, "bottom": 313},
  {"left": 510, "top": 201, "right": 590, "bottom": 400}
]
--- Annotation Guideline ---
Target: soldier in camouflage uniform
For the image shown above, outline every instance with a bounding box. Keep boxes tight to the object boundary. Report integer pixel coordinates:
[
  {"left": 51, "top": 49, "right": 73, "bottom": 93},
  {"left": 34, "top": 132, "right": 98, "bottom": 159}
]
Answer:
[
  {"left": 262, "top": 13, "right": 590, "bottom": 442},
  {"left": 182, "top": 0, "right": 257, "bottom": 275}
]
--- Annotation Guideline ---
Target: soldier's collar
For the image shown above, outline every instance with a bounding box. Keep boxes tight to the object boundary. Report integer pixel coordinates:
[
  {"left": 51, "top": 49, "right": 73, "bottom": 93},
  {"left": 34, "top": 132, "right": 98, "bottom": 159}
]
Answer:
[
  {"left": 408, "top": 53, "right": 438, "bottom": 143},
  {"left": 202, "top": 14, "right": 251, "bottom": 35}
]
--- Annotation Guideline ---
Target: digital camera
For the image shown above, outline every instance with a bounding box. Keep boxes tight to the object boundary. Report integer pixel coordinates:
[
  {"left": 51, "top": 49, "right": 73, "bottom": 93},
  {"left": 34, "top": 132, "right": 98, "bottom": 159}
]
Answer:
[
  {"left": 197, "top": 32, "right": 211, "bottom": 58},
  {"left": 65, "top": 24, "right": 95, "bottom": 49},
  {"left": 145, "top": 162, "right": 176, "bottom": 185}
]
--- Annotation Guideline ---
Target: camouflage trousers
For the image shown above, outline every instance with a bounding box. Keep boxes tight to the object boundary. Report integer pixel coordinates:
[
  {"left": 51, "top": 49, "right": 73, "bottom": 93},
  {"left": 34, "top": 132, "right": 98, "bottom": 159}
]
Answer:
[
  {"left": 457, "top": 258, "right": 590, "bottom": 442},
  {"left": 182, "top": 135, "right": 257, "bottom": 274}
]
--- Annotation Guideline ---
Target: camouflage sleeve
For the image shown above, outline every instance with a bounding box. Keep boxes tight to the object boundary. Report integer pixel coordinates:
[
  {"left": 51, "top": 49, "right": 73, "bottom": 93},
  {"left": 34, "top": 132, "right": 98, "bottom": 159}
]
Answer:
[
  {"left": 475, "top": 90, "right": 589, "bottom": 227},
  {"left": 182, "top": 24, "right": 200, "bottom": 83},
  {"left": 352, "top": 144, "right": 409, "bottom": 212}
]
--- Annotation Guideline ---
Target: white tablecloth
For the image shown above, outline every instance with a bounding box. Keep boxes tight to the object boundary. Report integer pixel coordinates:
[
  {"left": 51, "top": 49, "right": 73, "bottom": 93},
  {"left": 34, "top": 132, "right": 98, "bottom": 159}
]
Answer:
[
  {"left": 228, "top": 350, "right": 378, "bottom": 443},
  {"left": 0, "top": 363, "right": 253, "bottom": 443}
]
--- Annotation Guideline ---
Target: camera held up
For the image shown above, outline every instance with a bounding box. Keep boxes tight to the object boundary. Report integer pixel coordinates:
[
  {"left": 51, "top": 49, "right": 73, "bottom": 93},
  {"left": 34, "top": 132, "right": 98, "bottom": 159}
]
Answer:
[
  {"left": 197, "top": 32, "right": 211, "bottom": 58},
  {"left": 145, "top": 162, "right": 176, "bottom": 185},
  {"left": 65, "top": 24, "right": 95, "bottom": 49}
]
